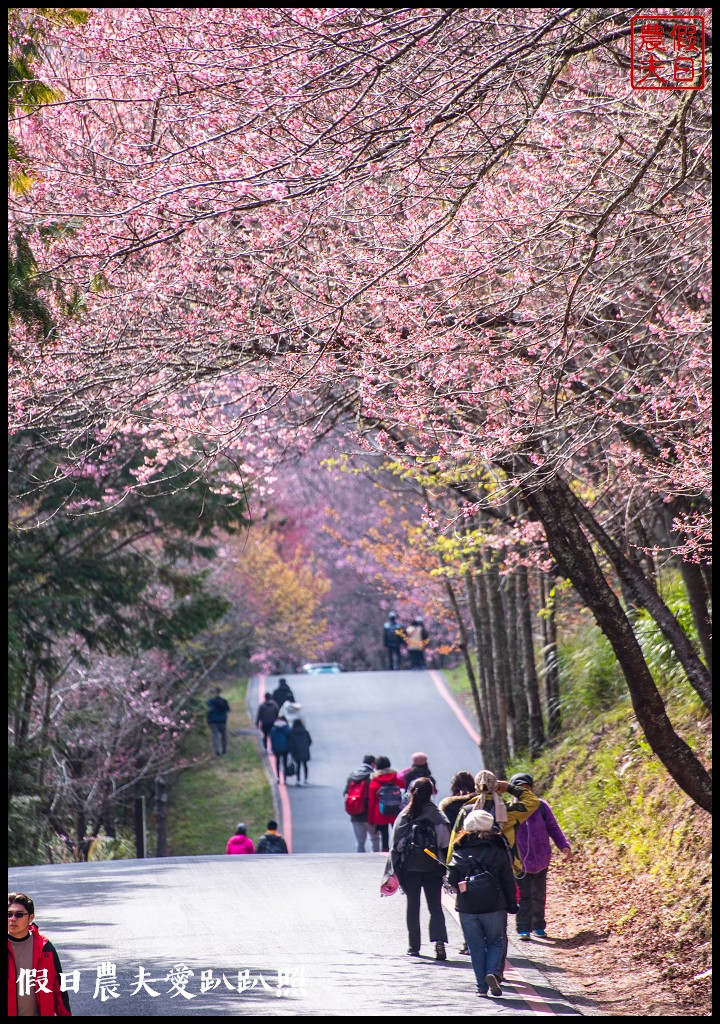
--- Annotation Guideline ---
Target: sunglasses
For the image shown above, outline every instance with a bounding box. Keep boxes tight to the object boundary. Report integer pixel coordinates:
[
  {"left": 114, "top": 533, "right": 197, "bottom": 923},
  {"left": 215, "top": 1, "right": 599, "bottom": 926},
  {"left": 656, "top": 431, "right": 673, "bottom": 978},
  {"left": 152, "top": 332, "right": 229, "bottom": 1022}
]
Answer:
[{"left": 8, "top": 911, "right": 29, "bottom": 919}]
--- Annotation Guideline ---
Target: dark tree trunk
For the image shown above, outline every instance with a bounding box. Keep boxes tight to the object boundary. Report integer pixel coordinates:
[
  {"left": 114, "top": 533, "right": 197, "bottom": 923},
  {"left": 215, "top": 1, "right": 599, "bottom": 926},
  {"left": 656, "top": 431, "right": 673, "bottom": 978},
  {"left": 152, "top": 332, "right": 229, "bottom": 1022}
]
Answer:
[
  {"left": 677, "top": 559, "right": 712, "bottom": 671},
  {"left": 516, "top": 565, "right": 545, "bottom": 757},
  {"left": 155, "top": 774, "right": 168, "bottom": 857},
  {"left": 520, "top": 468, "right": 712, "bottom": 813},
  {"left": 502, "top": 570, "right": 528, "bottom": 753}
]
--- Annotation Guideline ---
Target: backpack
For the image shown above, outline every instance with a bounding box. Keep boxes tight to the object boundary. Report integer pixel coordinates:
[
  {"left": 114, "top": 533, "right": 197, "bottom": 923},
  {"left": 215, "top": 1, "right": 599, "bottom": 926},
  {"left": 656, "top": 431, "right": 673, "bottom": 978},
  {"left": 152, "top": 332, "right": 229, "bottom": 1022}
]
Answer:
[
  {"left": 400, "top": 819, "right": 443, "bottom": 873},
  {"left": 377, "top": 782, "right": 404, "bottom": 818},
  {"left": 345, "top": 777, "right": 369, "bottom": 817},
  {"left": 258, "top": 834, "right": 287, "bottom": 854},
  {"left": 462, "top": 861, "right": 503, "bottom": 912}
]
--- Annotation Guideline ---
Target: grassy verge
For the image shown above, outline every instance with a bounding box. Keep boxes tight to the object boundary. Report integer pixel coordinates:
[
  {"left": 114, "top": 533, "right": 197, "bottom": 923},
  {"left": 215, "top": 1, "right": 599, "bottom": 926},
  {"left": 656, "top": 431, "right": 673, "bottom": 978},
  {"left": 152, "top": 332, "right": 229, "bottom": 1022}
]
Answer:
[{"left": 165, "top": 678, "right": 274, "bottom": 856}]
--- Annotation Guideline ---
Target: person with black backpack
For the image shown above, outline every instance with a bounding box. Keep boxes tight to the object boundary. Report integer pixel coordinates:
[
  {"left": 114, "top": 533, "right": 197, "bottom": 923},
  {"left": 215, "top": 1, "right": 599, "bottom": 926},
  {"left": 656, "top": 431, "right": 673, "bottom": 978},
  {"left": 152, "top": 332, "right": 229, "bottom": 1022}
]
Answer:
[
  {"left": 389, "top": 777, "right": 450, "bottom": 960},
  {"left": 382, "top": 611, "right": 404, "bottom": 670},
  {"left": 446, "top": 809, "right": 518, "bottom": 998},
  {"left": 255, "top": 820, "right": 289, "bottom": 854},
  {"left": 368, "top": 755, "right": 403, "bottom": 852},
  {"left": 344, "top": 755, "right": 379, "bottom": 852}
]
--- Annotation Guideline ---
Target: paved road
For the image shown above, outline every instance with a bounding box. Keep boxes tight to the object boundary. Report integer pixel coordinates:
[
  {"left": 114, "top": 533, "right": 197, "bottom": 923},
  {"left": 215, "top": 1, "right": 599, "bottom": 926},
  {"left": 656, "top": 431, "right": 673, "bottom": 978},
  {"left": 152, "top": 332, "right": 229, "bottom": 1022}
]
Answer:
[
  {"left": 253, "top": 669, "right": 483, "bottom": 853},
  {"left": 9, "top": 669, "right": 596, "bottom": 1016}
]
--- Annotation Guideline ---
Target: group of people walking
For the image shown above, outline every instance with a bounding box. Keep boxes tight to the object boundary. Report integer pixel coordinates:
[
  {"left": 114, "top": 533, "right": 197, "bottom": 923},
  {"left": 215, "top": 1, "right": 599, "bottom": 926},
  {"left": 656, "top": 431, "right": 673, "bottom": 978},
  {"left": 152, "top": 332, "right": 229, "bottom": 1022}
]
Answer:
[
  {"left": 255, "top": 678, "right": 313, "bottom": 785},
  {"left": 371, "top": 762, "right": 571, "bottom": 999}
]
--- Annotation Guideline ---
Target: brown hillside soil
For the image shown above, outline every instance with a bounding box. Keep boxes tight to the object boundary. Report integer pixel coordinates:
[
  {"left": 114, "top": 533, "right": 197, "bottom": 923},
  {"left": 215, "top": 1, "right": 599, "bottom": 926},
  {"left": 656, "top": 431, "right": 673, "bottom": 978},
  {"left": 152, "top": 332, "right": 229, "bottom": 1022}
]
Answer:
[{"left": 533, "top": 849, "right": 712, "bottom": 1016}]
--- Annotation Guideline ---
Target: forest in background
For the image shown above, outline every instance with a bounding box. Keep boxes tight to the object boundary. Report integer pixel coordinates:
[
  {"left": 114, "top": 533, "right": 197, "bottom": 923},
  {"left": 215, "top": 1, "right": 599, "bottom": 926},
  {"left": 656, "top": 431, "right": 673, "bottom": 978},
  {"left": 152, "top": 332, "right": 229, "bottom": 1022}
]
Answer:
[{"left": 8, "top": 8, "right": 711, "bottom": 861}]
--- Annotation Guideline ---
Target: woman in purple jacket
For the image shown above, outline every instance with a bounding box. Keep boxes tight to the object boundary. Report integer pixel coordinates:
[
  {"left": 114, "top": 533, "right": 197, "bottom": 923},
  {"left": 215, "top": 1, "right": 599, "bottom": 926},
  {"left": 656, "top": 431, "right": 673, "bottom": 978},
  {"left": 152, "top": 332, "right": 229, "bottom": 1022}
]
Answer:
[
  {"left": 510, "top": 773, "right": 571, "bottom": 940},
  {"left": 226, "top": 822, "right": 255, "bottom": 854}
]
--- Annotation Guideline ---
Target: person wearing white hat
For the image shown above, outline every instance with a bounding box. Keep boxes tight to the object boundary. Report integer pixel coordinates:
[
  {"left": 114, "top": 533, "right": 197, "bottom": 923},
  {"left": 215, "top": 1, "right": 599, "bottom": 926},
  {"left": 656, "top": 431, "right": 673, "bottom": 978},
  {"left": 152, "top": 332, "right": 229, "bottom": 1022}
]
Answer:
[{"left": 446, "top": 809, "right": 518, "bottom": 998}]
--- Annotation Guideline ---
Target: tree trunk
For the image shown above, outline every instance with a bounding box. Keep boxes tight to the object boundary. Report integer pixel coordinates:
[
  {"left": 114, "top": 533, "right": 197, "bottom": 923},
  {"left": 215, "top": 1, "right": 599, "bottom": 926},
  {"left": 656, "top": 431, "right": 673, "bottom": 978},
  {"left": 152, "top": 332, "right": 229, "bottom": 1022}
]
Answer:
[
  {"left": 539, "top": 571, "right": 562, "bottom": 737},
  {"left": 516, "top": 565, "right": 545, "bottom": 757},
  {"left": 443, "top": 576, "right": 487, "bottom": 764},
  {"left": 155, "top": 774, "right": 168, "bottom": 857},
  {"left": 465, "top": 569, "right": 501, "bottom": 769},
  {"left": 502, "top": 570, "right": 528, "bottom": 753},
  {"left": 677, "top": 559, "right": 712, "bottom": 671},
  {"left": 521, "top": 469, "right": 712, "bottom": 813},
  {"left": 565, "top": 487, "right": 712, "bottom": 710},
  {"left": 482, "top": 553, "right": 510, "bottom": 767}
]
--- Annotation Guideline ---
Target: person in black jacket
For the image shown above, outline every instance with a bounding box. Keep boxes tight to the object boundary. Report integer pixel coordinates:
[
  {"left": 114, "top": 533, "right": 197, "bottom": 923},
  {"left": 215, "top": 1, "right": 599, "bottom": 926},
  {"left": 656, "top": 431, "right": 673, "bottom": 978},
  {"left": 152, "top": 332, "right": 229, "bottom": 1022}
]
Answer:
[
  {"left": 447, "top": 809, "right": 518, "bottom": 999},
  {"left": 288, "top": 718, "right": 312, "bottom": 786},
  {"left": 271, "top": 677, "right": 295, "bottom": 708}
]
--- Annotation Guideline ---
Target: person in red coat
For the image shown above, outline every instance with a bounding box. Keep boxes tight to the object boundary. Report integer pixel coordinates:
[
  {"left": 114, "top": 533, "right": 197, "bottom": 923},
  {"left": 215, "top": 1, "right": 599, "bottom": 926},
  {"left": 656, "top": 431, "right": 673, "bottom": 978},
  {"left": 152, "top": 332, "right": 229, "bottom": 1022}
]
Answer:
[
  {"left": 225, "top": 822, "right": 255, "bottom": 854},
  {"left": 368, "top": 756, "right": 404, "bottom": 852},
  {"left": 8, "top": 892, "right": 72, "bottom": 1016}
]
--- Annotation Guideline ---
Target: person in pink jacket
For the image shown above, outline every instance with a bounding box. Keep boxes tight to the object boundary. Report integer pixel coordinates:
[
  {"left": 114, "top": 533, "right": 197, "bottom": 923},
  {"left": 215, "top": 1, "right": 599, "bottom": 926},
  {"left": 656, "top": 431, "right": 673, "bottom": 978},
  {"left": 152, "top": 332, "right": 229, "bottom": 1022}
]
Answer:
[{"left": 226, "top": 822, "right": 255, "bottom": 854}]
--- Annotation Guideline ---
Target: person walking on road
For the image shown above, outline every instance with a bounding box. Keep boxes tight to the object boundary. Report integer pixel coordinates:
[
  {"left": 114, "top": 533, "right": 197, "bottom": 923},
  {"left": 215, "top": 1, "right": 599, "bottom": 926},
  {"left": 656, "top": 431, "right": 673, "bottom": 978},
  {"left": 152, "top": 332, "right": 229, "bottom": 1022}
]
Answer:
[
  {"left": 206, "top": 687, "right": 230, "bottom": 756},
  {"left": 397, "top": 752, "right": 437, "bottom": 794},
  {"left": 448, "top": 769, "right": 540, "bottom": 978},
  {"left": 288, "top": 718, "right": 312, "bottom": 786},
  {"left": 255, "top": 692, "right": 280, "bottom": 751},
  {"left": 389, "top": 777, "right": 450, "bottom": 960},
  {"left": 226, "top": 822, "right": 255, "bottom": 855},
  {"left": 271, "top": 677, "right": 295, "bottom": 708},
  {"left": 8, "top": 892, "right": 73, "bottom": 1016},
  {"left": 510, "top": 773, "right": 572, "bottom": 941},
  {"left": 255, "top": 820, "right": 289, "bottom": 854},
  {"left": 270, "top": 715, "right": 292, "bottom": 784},
  {"left": 344, "top": 754, "right": 380, "bottom": 852},
  {"left": 446, "top": 810, "right": 518, "bottom": 998},
  {"left": 368, "top": 755, "right": 403, "bottom": 852},
  {"left": 404, "top": 617, "right": 429, "bottom": 669},
  {"left": 382, "top": 611, "right": 404, "bottom": 671}
]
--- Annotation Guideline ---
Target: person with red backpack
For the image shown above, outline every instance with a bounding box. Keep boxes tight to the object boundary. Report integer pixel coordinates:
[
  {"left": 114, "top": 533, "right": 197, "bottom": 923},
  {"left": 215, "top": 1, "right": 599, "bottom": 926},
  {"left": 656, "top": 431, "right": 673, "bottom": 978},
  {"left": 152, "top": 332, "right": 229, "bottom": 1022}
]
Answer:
[
  {"left": 344, "top": 754, "right": 379, "bottom": 852},
  {"left": 368, "top": 756, "right": 403, "bottom": 852}
]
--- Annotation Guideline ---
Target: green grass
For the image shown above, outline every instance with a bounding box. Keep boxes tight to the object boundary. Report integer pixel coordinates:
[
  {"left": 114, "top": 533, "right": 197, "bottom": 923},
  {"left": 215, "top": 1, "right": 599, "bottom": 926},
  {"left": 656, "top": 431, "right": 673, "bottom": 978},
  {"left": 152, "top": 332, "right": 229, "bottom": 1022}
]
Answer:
[{"left": 165, "top": 678, "right": 274, "bottom": 856}]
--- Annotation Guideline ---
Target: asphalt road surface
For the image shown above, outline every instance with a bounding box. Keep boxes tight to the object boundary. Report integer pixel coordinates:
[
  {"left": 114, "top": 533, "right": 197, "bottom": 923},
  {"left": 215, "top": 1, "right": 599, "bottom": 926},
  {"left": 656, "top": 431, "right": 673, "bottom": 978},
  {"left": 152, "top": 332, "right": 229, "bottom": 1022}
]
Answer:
[{"left": 8, "top": 669, "right": 595, "bottom": 1016}]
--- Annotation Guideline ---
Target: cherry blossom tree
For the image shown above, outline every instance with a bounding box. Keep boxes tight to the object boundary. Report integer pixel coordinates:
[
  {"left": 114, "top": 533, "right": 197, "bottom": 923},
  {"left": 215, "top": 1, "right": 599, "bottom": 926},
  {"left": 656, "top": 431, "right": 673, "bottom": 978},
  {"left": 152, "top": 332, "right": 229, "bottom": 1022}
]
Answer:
[{"left": 8, "top": 8, "right": 711, "bottom": 809}]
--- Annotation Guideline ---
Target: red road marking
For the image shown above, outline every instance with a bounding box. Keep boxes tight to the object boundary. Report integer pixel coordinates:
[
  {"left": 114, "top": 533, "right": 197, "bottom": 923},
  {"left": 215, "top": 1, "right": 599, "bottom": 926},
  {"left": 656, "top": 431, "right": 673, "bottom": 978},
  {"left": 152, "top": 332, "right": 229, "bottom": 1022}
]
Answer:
[{"left": 428, "top": 669, "right": 480, "bottom": 744}]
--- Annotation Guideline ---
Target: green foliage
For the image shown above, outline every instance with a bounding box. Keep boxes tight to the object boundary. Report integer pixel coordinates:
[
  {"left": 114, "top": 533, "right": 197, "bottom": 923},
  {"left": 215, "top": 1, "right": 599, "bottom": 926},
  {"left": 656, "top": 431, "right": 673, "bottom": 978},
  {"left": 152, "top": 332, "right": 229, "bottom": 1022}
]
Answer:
[{"left": 556, "top": 622, "right": 627, "bottom": 721}]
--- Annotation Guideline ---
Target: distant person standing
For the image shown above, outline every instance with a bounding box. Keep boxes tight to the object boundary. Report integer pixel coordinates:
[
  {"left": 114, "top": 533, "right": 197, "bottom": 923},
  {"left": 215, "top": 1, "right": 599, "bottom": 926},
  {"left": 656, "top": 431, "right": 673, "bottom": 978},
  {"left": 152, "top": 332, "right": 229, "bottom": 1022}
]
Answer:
[
  {"left": 383, "top": 612, "right": 403, "bottom": 670},
  {"left": 270, "top": 716, "right": 292, "bottom": 784},
  {"left": 255, "top": 820, "right": 289, "bottom": 854},
  {"left": 344, "top": 754, "right": 379, "bottom": 852},
  {"left": 206, "top": 687, "right": 230, "bottom": 756},
  {"left": 404, "top": 618, "right": 429, "bottom": 669},
  {"left": 288, "top": 718, "right": 312, "bottom": 786},
  {"left": 226, "top": 822, "right": 255, "bottom": 855},
  {"left": 255, "top": 692, "right": 280, "bottom": 751},
  {"left": 510, "top": 773, "right": 571, "bottom": 941},
  {"left": 8, "top": 892, "right": 73, "bottom": 1016},
  {"left": 271, "top": 677, "right": 295, "bottom": 708}
]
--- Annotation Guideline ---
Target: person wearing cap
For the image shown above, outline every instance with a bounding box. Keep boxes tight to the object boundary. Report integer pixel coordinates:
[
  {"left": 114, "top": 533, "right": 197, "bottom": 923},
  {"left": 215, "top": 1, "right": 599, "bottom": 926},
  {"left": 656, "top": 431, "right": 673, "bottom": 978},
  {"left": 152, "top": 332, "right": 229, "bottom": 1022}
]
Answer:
[
  {"left": 510, "top": 773, "right": 571, "bottom": 940},
  {"left": 382, "top": 611, "right": 404, "bottom": 670},
  {"left": 446, "top": 809, "right": 518, "bottom": 998},
  {"left": 225, "top": 822, "right": 255, "bottom": 854},
  {"left": 396, "top": 752, "right": 437, "bottom": 794}
]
